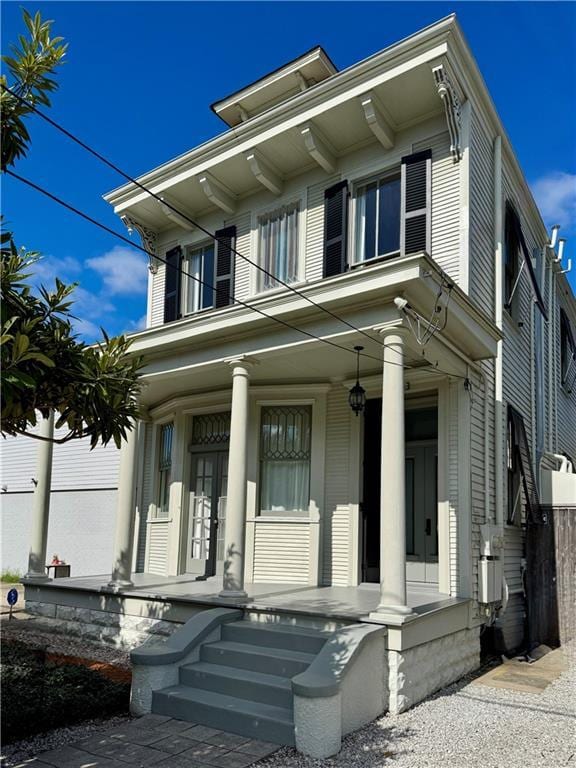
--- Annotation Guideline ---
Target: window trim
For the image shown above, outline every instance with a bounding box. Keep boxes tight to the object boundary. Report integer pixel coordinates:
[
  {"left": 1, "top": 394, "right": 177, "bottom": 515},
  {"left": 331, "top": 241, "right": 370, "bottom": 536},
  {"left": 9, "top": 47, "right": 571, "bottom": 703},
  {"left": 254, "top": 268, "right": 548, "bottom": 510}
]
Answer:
[
  {"left": 250, "top": 191, "right": 307, "bottom": 296},
  {"left": 350, "top": 167, "right": 401, "bottom": 266},
  {"left": 258, "top": 403, "right": 312, "bottom": 517},
  {"left": 560, "top": 308, "right": 576, "bottom": 392},
  {"left": 154, "top": 420, "right": 174, "bottom": 519},
  {"left": 180, "top": 240, "right": 216, "bottom": 317}
]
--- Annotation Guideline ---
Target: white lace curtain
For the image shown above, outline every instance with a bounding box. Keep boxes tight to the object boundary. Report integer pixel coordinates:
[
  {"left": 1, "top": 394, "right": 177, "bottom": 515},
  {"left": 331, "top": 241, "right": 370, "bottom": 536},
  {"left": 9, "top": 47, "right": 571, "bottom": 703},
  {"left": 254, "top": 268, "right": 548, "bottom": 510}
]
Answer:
[{"left": 258, "top": 202, "right": 299, "bottom": 290}]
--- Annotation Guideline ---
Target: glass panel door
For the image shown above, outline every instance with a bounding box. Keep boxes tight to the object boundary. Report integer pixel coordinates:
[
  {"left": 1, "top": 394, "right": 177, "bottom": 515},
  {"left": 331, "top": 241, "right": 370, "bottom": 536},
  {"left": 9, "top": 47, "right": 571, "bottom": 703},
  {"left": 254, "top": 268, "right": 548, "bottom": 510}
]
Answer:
[{"left": 187, "top": 451, "right": 228, "bottom": 577}]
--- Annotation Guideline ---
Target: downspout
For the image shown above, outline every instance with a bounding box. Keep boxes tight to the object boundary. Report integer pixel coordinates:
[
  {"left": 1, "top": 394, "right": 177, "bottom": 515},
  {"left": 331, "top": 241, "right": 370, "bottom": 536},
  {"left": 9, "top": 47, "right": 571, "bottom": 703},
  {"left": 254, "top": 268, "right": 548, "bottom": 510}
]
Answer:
[{"left": 493, "top": 136, "right": 504, "bottom": 528}]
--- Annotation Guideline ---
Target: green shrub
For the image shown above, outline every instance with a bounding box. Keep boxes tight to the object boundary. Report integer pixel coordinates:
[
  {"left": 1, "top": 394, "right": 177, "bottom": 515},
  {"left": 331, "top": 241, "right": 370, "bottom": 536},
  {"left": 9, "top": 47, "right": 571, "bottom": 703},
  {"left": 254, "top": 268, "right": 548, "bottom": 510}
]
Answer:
[
  {"left": 1, "top": 641, "right": 130, "bottom": 743},
  {"left": 1, "top": 570, "right": 21, "bottom": 583}
]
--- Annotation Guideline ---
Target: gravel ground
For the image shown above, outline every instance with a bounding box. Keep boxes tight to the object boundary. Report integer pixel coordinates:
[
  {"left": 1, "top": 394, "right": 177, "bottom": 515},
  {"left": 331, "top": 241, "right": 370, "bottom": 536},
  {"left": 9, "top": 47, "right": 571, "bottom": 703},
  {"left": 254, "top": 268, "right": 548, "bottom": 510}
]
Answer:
[{"left": 259, "top": 647, "right": 576, "bottom": 768}]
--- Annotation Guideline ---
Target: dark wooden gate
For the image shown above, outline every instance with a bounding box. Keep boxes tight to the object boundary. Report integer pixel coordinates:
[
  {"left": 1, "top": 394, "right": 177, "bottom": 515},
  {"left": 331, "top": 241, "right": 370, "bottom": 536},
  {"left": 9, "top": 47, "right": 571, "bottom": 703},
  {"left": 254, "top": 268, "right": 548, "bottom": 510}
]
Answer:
[{"left": 526, "top": 506, "right": 576, "bottom": 649}]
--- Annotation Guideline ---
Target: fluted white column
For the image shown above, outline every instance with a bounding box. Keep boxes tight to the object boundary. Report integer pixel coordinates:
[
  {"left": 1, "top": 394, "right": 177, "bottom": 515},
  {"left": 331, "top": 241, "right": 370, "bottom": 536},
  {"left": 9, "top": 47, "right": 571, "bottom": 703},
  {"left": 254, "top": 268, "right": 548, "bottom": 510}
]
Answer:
[
  {"left": 107, "top": 421, "right": 140, "bottom": 591},
  {"left": 220, "top": 358, "right": 255, "bottom": 598},
  {"left": 23, "top": 412, "right": 55, "bottom": 582},
  {"left": 370, "top": 327, "right": 414, "bottom": 622}
]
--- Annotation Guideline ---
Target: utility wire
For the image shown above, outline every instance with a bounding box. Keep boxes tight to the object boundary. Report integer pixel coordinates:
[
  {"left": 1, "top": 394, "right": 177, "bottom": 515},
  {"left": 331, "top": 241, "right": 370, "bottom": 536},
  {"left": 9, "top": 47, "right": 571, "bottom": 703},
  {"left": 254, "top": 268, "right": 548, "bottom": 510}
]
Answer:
[
  {"left": 6, "top": 168, "right": 418, "bottom": 371},
  {"left": 2, "top": 85, "right": 385, "bottom": 350},
  {"left": 3, "top": 87, "right": 465, "bottom": 380}
]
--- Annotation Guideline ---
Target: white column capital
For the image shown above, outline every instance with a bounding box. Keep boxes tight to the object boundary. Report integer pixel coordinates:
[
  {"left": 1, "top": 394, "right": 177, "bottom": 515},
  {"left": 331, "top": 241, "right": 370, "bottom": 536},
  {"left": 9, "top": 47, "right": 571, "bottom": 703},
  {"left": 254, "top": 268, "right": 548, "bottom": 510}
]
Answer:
[
  {"left": 225, "top": 356, "right": 259, "bottom": 374},
  {"left": 373, "top": 320, "right": 411, "bottom": 341}
]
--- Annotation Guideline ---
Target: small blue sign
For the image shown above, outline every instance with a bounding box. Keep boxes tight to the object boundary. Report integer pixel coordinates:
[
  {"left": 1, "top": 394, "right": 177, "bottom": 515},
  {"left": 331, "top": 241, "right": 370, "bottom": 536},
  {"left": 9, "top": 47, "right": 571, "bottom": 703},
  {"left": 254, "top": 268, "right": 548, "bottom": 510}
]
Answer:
[{"left": 7, "top": 588, "right": 18, "bottom": 606}]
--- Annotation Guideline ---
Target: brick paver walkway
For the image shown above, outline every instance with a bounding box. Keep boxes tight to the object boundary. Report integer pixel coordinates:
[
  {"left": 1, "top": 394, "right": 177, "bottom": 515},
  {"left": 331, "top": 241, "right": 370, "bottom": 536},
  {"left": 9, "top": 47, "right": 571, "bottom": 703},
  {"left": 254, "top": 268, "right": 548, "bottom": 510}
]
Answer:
[{"left": 15, "top": 714, "right": 278, "bottom": 767}]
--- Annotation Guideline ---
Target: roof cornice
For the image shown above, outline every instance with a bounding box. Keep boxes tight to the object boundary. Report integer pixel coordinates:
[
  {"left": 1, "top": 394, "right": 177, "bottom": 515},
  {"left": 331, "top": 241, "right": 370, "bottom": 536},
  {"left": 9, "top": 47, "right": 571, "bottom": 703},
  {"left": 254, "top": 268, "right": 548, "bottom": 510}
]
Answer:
[{"left": 103, "top": 14, "right": 456, "bottom": 209}]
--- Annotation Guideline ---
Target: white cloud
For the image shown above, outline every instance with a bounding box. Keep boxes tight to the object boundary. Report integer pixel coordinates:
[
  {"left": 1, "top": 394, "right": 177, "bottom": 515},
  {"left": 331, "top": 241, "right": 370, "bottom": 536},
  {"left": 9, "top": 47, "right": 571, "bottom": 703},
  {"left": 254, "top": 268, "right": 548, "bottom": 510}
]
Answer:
[
  {"left": 86, "top": 246, "right": 148, "bottom": 296},
  {"left": 531, "top": 171, "right": 576, "bottom": 231},
  {"left": 29, "top": 255, "right": 83, "bottom": 290}
]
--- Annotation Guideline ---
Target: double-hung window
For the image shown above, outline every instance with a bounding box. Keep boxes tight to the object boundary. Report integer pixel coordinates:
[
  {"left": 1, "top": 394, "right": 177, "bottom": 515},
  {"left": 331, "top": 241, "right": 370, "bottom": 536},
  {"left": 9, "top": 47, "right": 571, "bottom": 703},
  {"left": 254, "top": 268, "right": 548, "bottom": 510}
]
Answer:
[
  {"left": 354, "top": 172, "right": 401, "bottom": 263},
  {"left": 156, "top": 423, "right": 173, "bottom": 518},
  {"left": 182, "top": 244, "right": 215, "bottom": 314},
  {"left": 259, "top": 405, "right": 311, "bottom": 515},
  {"left": 257, "top": 202, "right": 300, "bottom": 291}
]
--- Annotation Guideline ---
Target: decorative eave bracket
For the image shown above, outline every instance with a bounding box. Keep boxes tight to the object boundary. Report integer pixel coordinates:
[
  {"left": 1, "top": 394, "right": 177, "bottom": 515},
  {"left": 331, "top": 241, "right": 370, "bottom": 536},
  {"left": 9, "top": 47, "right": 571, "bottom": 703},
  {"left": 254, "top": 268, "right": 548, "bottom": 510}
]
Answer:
[
  {"left": 120, "top": 215, "right": 159, "bottom": 274},
  {"left": 300, "top": 123, "right": 337, "bottom": 174},
  {"left": 197, "top": 173, "right": 236, "bottom": 215},
  {"left": 359, "top": 91, "right": 395, "bottom": 149},
  {"left": 157, "top": 195, "right": 196, "bottom": 232},
  {"left": 432, "top": 64, "right": 462, "bottom": 161},
  {"left": 246, "top": 149, "right": 283, "bottom": 196}
]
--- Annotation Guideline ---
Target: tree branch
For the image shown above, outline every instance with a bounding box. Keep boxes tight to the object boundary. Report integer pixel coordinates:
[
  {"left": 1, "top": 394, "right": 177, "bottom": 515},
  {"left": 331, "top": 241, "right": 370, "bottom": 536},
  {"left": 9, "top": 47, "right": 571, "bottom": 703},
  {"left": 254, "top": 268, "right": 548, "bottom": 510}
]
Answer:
[{"left": 9, "top": 428, "right": 77, "bottom": 444}]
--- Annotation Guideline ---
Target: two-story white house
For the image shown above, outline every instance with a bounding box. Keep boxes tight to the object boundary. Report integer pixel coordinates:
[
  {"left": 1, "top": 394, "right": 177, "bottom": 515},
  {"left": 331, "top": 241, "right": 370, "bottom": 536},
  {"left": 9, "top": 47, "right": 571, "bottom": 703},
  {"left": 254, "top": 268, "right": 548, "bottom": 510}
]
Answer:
[{"left": 22, "top": 15, "right": 576, "bottom": 757}]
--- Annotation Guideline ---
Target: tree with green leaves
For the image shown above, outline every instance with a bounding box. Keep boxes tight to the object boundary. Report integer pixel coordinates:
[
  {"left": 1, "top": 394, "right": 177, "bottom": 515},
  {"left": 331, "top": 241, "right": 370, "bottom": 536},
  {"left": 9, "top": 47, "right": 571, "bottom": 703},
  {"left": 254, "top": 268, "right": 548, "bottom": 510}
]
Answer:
[{"left": 1, "top": 10, "right": 143, "bottom": 447}]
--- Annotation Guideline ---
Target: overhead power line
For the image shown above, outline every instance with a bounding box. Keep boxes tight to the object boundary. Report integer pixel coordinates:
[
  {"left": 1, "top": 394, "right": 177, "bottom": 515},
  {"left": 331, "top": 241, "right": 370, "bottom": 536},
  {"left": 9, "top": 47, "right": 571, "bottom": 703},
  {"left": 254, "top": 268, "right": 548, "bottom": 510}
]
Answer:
[
  {"left": 3, "top": 86, "right": 465, "bottom": 381},
  {"left": 6, "top": 168, "right": 425, "bottom": 373},
  {"left": 2, "top": 85, "right": 385, "bottom": 351}
]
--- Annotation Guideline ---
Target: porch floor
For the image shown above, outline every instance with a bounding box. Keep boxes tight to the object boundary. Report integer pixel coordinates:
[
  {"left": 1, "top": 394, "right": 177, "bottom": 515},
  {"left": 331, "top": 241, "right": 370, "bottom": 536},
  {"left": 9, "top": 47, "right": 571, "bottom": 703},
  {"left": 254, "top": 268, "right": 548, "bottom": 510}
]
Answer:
[{"left": 27, "top": 572, "right": 463, "bottom": 622}]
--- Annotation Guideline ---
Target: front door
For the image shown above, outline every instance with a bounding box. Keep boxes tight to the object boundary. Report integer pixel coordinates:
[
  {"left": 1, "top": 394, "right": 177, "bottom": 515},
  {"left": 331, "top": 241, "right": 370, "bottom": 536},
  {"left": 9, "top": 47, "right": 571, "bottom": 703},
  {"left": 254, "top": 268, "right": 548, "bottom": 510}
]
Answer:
[
  {"left": 361, "top": 399, "right": 438, "bottom": 584},
  {"left": 186, "top": 451, "right": 228, "bottom": 578},
  {"left": 405, "top": 443, "right": 438, "bottom": 583}
]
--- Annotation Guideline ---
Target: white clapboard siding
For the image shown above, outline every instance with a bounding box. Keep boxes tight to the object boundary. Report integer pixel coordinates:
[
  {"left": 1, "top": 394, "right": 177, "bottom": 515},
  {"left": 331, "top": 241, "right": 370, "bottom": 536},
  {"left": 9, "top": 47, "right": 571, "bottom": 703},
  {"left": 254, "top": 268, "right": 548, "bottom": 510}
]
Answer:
[
  {"left": 226, "top": 212, "right": 252, "bottom": 301},
  {"left": 469, "top": 110, "right": 495, "bottom": 315},
  {"left": 322, "top": 387, "right": 351, "bottom": 586},
  {"left": 147, "top": 521, "right": 169, "bottom": 575},
  {"left": 150, "top": 261, "right": 166, "bottom": 327},
  {"left": 305, "top": 175, "right": 339, "bottom": 284},
  {"left": 0, "top": 427, "right": 119, "bottom": 493},
  {"left": 414, "top": 132, "right": 460, "bottom": 282},
  {"left": 252, "top": 521, "right": 310, "bottom": 584}
]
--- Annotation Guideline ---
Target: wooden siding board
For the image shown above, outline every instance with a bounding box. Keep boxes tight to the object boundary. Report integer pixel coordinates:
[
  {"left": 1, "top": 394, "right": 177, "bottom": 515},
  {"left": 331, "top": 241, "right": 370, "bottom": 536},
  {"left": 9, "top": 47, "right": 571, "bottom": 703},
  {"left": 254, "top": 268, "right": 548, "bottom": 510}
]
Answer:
[
  {"left": 322, "top": 387, "right": 351, "bottom": 586},
  {"left": 414, "top": 132, "right": 460, "bottom": 281},
  {"left": 252, "top": 522, "right": 310, "bottom": 584}
]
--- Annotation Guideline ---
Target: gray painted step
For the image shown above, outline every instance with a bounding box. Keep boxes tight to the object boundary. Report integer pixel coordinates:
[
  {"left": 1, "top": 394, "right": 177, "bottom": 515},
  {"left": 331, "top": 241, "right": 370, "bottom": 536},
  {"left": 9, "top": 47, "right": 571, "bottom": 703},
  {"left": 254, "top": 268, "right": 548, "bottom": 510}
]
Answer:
[
  {"left": 222, "top": 620, "right": 329, "bottom": 654},
  {"left": 180, "top": 661, "right": 293, "bottom": 708},
  {"left": 153, "top": 684, "right": 295, "bottom": 746},
  {"left": 201, "top": 640, "right": 315, "bottom": 677}
]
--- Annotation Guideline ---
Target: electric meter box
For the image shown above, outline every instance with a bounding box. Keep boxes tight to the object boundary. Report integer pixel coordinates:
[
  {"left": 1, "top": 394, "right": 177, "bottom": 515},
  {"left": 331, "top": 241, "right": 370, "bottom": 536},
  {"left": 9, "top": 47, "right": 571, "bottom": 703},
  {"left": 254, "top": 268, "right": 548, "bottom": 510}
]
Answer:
[{"left": 478, "top": 557, "right": 502, "bottom": 603}]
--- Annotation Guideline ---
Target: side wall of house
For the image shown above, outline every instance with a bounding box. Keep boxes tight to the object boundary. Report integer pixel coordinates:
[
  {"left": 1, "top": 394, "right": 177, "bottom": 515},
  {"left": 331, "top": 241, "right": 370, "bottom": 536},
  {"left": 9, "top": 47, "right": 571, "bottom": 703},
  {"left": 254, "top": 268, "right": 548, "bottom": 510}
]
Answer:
[{"left": 0, "top": 430, "right": 119, "bottom": 577}]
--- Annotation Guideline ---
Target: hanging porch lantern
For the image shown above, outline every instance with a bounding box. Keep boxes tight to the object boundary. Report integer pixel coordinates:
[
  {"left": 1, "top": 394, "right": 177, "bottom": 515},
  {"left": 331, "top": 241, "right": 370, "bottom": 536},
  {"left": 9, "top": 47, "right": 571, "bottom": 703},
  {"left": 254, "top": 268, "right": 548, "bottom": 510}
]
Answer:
[{"left": 348, "top": 346, "right": 366, "bottom": 415}]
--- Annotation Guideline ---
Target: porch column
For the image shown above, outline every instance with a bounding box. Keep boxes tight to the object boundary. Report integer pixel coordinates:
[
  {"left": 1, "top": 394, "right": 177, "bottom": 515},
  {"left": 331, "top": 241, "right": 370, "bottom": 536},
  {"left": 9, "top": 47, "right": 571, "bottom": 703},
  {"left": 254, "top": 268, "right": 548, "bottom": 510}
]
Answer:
[
  {"left": 107, "top": 420, "right": 140, "bottom": 591},
  {"left": 23, "top": 412, "right": 55, "bottom": 582},
  {"left": 370, "top": 326, "right": 414, "bottom": 622},
  {"left": 220, "top": 358, "right": 255, "bottom": 598}
]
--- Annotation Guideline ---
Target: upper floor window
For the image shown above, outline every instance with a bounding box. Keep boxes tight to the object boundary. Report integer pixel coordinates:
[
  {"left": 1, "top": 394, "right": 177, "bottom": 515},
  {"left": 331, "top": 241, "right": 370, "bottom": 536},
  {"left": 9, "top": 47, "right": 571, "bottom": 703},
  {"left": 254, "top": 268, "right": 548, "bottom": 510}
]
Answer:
[
  {"left": 182, "top": 243, "right": 215, "bottom": 315},
  {"left": 258, "top": 202, "right": 300, "bottom": 291},
  {"left": 560, "top": 309, "right": 575, "bottom": 391},
  {"left": 504, "top": 204, "right": 521, "bottom": 316},
  {"left": 156, "top": 422, "right": 174, "bottom": 518},
  {"left": 353, "top": 172, "right": 401, "bottom": 263}
]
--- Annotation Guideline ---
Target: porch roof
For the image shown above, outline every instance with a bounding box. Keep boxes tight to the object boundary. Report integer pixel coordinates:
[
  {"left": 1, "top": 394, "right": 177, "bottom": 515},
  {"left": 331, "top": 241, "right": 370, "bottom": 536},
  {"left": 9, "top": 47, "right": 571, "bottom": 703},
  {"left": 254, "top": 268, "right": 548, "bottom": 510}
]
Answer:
[{"left": 126, "top": 254, "right": 500, "bottom": 408}]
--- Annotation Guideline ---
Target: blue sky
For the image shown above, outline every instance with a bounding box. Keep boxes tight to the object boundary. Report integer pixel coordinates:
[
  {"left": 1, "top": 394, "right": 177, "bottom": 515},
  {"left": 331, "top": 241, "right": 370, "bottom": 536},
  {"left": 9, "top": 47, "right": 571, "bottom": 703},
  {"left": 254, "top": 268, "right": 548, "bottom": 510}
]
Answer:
[{"left": 2, "top": 1, "right": 575, "bottom": 340}]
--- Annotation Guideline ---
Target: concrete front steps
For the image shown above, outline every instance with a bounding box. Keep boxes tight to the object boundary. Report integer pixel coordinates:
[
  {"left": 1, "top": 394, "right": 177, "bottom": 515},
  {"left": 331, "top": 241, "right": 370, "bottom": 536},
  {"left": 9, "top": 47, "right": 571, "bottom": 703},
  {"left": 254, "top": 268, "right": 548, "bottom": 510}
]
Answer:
[{"left": 152, "top": 619, "right": 329, "bottom": 746}]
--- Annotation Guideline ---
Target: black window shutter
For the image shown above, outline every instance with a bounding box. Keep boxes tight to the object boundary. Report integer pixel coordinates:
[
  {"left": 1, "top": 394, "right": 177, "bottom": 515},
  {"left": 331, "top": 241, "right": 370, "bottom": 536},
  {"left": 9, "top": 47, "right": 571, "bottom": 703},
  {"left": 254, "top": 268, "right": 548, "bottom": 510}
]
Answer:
[
  {"left": 164, "top": 245, "right": 182, "bottom": 323},
  {"left": 214, "top": 225, "right": 236, "bottom": 308},
  {"left": 400, "top": 149, "right": 432, "bottom": 256},
  {"left": 323, "top": 180, "right": 349, "bottom": 278},
  {"left": 508, "top": 405, "right": 542, "bottom": 524}
]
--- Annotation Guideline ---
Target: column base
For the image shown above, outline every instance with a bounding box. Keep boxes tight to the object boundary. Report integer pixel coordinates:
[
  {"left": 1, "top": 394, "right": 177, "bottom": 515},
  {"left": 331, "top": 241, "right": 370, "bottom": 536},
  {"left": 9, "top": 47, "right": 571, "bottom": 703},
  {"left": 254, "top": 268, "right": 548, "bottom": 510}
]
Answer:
[
  {"left": 102, "top": 580, "right": 134, "bottom": 594},
  {"left": 22, "top": 572, "right": 51, "bottom": 584},
  {"left": 368, "top": 605, "right": 417, "bottom": 625},
  {"left": 218, "top": 589, "right": 248, "bottom": 600}
]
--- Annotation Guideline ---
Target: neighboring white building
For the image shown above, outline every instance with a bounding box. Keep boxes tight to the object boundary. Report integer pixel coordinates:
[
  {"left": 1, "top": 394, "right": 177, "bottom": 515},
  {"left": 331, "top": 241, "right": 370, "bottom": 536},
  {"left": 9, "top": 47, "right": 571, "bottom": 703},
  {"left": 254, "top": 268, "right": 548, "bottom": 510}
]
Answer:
[
  {"left": 0, "top": 429, "right": 119, "bottom": 577},
  {"left": 19, "top": 15, "right": 576, "bottom": 756}
]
